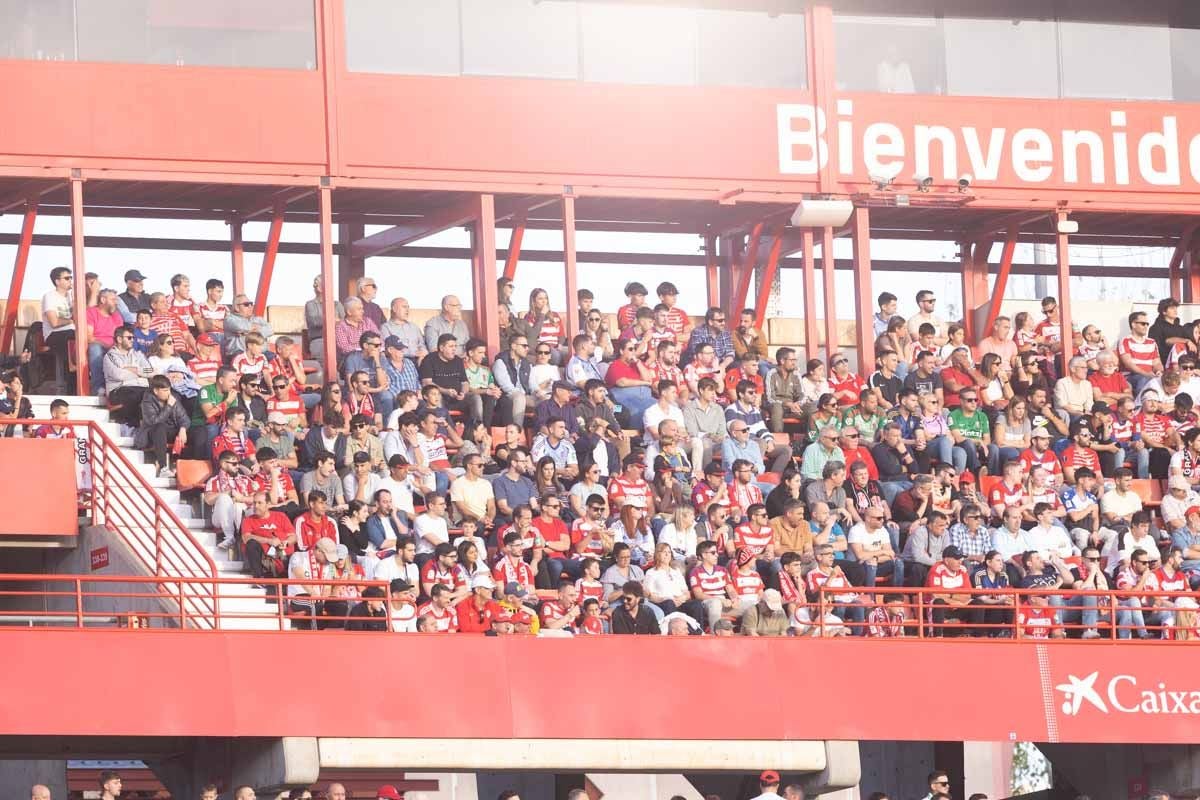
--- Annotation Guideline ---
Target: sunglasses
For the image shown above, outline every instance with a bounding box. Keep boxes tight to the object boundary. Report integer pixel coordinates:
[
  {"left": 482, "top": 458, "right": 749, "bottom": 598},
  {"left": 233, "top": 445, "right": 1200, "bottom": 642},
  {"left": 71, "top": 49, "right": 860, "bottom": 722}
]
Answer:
[{"left": 537, "top": 349, "right": 551, "bottom": 355}]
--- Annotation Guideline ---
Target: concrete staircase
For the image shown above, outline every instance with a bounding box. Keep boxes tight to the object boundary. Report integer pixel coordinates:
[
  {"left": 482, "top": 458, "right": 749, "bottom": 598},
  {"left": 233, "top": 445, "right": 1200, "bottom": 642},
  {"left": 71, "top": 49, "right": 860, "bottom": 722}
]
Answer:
[{"left": 26, "top": 395, "right": 285, "bottom": 630}]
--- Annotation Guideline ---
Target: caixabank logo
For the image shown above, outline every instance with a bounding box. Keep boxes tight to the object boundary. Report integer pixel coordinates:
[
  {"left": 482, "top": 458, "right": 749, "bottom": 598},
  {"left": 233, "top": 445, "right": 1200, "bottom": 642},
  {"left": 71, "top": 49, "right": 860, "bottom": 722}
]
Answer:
[{"left": 1057, "top": 671, "right": 1200, "bottom": 716}]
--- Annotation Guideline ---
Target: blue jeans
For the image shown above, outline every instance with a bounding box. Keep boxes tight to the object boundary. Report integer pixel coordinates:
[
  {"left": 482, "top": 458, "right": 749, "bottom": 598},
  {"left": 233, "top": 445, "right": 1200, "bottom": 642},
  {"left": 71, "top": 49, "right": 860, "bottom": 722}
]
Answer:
[
  {"left": 879, "top": 479, "right": 912, "bottom": 505},
  {"left": 610, "top": 386, "right": 655, "bottom": 430},
  {"left": 1067, "top": 594, "right": 1110, "bottom": 631},
  {"left": 955, "top": 441, "right": 998, "bottom": 475},
  {"left": 88, "top": 342, "right": 107, "bottom": 395},
  {"left": 927, "top": 434, "right": 958, "bottom": 470},
  {"left": 996, "top": 446, "right": 1021, "bottom": 469},
  {"left": 858, "top": 557, "right": 904, "bottom": 588},
  {"left": 1117, "top": 598, "right": 1160, "bottom": 638}
]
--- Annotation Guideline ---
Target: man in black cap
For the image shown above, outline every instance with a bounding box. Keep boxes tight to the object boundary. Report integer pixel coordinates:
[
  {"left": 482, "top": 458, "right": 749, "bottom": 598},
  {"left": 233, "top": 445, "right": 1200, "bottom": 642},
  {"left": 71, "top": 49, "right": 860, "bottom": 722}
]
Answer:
[
  {"left": 927, "top": 545, "right": 972, "bottom": 637},
  {"left": 346, "top": 585, "right": 388, "bottom": 631},
  {"left": 119, "top": 269, "right": 151, "bottom": 316}
]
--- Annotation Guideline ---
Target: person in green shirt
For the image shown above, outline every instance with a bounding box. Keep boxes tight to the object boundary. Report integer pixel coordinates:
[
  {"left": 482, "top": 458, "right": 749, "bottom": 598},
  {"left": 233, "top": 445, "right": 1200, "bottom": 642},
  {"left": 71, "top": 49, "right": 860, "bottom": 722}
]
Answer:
[
  {"left": 948, "top": 389, "right": 998, "bottom": 477},
  {"left": 464, "top": 338, "right": 501, "bottom": 428},
  {"left": 841, "top": 389, "right": 888, "bottom": 443},
  {"left": 192, "top": 366, "right": 239, "bottom": 457}
]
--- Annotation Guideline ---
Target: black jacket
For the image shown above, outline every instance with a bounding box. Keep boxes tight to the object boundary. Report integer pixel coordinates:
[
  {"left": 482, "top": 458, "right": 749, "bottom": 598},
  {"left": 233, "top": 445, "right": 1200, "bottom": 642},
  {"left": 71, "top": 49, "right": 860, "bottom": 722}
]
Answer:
[
  {"left": 345, "top": 603, "right": 388, "bottom": 632},
  {"left": 611, "top": 603, "right": 659, "bottom": 635}
]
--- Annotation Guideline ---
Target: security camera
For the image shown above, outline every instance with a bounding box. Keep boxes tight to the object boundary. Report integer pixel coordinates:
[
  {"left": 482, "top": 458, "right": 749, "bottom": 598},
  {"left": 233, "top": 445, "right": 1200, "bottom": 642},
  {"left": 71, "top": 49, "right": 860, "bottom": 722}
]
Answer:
[
  {"left": 869, "top": 173, "right": 893, "bottom": 191},
  {"left": 958, "top": 174, "right": 973, "bottom": 192},
  {"left": 913, "top": 173, "right": 933, "bottom": 192}
]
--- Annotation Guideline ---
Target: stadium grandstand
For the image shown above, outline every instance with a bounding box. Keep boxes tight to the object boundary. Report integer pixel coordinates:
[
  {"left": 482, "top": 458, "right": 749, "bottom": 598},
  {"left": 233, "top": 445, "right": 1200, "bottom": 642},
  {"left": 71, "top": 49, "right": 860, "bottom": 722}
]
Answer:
[{"left": 7, "top": 1, "right": 1200, "bottom": 799}]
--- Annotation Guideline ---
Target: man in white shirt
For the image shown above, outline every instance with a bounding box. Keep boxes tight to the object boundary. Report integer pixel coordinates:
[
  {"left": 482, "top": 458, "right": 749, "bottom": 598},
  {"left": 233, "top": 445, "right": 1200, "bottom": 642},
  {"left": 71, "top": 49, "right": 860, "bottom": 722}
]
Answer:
[
  {"left": 449, "top": 454, "right": 496, "bottom": 527},
  {"left": 1024, "top": 503, "right": 1078, "bottom": 560},
  {"left": 372, "top": 536, "right": 420, "bottom": 587},
  {"left": 1161, "top": 475, "right": 1200, "bottom": 535},
  {"left": 848, "top": 509, "right": 904, "bottom": 587},
  {"left": 414, "top": 494, "right": 451, "bottom": 564},
  {"left": 377, "top": 455, "right": 416, "bottom": 518},
  {"left": 1104, "top": 510, "right": 1158, "bottom": 569},
  {"left": 750, "top": 770, "right": 784, "bottom": 800},
  {"left": 643, "top": 380, "right": 686, "bottom": 441},
  {"left": 42, "top": 266, "right": 77, "bottom": 383}
]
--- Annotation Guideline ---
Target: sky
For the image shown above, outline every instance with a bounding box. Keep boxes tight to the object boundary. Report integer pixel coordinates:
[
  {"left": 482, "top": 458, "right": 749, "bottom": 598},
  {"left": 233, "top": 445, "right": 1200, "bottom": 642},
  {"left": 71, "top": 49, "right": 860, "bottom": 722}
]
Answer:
[{"left": 0, "top": 212, "right": 1172, "bottom": 321}]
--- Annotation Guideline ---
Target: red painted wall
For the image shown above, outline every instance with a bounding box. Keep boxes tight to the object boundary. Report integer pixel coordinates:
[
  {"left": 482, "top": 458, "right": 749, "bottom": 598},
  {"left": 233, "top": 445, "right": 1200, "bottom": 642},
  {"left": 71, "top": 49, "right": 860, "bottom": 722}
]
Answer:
[
  {"left": 0, "top": 60, "right": 327, "bottom": 174},
  {"left": 1, "top": 629, "right": 1196, "bottom": 744},
  {"left": 0, "top": 439, "right": 78, "bottom": 536}
]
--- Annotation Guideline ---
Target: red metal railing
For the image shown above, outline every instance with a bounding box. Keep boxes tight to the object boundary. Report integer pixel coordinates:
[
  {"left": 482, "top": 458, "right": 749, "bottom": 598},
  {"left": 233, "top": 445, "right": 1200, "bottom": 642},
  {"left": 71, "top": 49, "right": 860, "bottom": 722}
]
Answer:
[
  {"left": 0, "top": 574, "right": 389, "bottom": 631},
  {"left": 816, "top": 585, "right": 1200, "bottom": 642},
  {"left": 16, "top": 419, "right": 219, "bottom": 627}
]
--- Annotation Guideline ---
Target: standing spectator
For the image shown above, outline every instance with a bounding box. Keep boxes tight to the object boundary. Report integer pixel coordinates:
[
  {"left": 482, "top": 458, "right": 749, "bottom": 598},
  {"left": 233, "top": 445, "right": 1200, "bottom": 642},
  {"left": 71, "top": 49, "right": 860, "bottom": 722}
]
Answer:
[
  {"left": 220, "top": 293, "right": 269, "bottom": 357},
  {"left": 199, "top": 278, "right": 227, "bottom": 340},
  {"left": 524, "top": 288, "right": 567, "bottom": 363},
  {"left": 1149, "top": 297, "right": 1194, "bottom": 364},
  {"left": 305, "top": 275, "right": 344, "bottom": 359},
  {"left": 353, "top": 277, "right": 385, "bottom": 327},
  {"left": 907, "top": 290, "right": 948, "bottom": 344},
  {"left": 136, "top": 375, "right": 190, "bottom": 478},
  {"left": 423, "top": 294, "right": 471, "bottom": 354},
  {"left": 656, "top": 281, "right": 693, "bottom": 342}
]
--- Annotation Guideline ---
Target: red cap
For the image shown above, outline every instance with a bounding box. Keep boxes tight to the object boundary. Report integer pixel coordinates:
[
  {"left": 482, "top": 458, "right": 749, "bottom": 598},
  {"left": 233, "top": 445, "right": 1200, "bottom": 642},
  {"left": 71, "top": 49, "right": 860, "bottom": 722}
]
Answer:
[
  {"left": 197, "top": 333, "right": 218, "bottom": 347},
  {"left": 760, "top": 770, "right": 780, "bottom": 784},
  {"left": 1187, "top": 506, "right": 1200, "bottom": 517},
  {"left": 377, "top": 786, "right": 403, "bottom": 800}
]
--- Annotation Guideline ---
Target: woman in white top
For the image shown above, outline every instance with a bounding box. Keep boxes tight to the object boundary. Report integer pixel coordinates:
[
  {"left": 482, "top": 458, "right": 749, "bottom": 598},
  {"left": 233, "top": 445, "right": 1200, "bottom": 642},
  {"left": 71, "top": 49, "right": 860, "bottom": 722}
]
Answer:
[
  {"left": 657, "top": 506, "right": 699, "bottom": 568},
  {"left": 643, "top": 542, "right": 690, "bottom": 615},
  {"left": 526, "top": 342, "right": 562, "bottom": 402},
  {"left": 799, "top": 359, "right": 832, "bottom": 411},
  {"left": 148, "top": 334, "right": 199, "bottom": 399},
  {"left": 610, "top": 503, "right": 655, "bottom": 566},
  {"left": 456, "top": 538, "right": 491, "bottom": 585}
]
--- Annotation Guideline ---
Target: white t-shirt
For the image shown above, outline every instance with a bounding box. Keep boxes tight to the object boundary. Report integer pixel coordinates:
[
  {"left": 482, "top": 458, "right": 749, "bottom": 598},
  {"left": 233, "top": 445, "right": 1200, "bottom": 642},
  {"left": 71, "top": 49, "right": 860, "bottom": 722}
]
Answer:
[
  {"left": 378, "top": 475, "right": 416, "bottom": 516},
  {"left": 389, "top": 601, "right": 419, "bottom": 632},
  {"left": 414, "top": 513, "right": 450, "bottom": 555},
  {"left": 643, "top": 402, "right": 686, "bottom": 438},
  {"left": 991, "top": 527, "right": 1030, "bottom": 563},
  {"left": 343, "top": 471, "right": 383, "bottom": 503},
  {"left": 42, "top": 290, "right": 74, "bottom": 332},
  {"left": 287, "top": 551, "right": 332, "bottom": 598},
  {"left": 1024, "top": 524, "right": 1076, "bottom": 560},
  {"left": 790, "top": 607, "right": 846, "bottom": 637},
  {"left": 450, "top": 476, "right": 495, "bottom": 521},
  {"left": 847, "top": 522, "right": 888, "bottom": 552},
  {"left": 373, "top": 557, "right": 419, "bottom": 587}
]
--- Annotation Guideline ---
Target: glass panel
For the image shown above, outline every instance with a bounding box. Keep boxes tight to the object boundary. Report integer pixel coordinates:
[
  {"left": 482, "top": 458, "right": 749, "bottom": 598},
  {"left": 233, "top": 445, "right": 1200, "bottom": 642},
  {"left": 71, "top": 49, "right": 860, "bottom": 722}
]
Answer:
[
  {"left": 73, "top": 0, "right": 316, "bottom": 69},
  {"left": 1170, "top": 27, "right": 1200, "bottom": 102},
  {"left": 461, "top": 0, "right": 579, "bottom": 80},
  {"left": 344, "top": 0, "right": 460, "bottom": 75},
  {"left": 833, "top": 14, "right": 946, "bottom": 94},
  {"left": 696, "top": 8, "right": 805, "bottom": 89},
  {"left": 580, "top": 4, "right": 698, "bottom": 86},
  {"left": 0, "top": 0, "right": 76, "bottom": 61},
  {"left": 943, "top": 17, "right": 1058, "bottom": 98},
  {"left": 1059, "top": 21, "right": 1172, "bottom": 100}
]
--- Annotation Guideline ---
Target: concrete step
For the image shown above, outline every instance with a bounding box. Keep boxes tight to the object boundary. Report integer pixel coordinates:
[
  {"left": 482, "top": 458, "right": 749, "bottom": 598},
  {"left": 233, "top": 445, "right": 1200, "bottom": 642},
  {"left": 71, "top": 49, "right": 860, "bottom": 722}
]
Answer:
[
  {"left": 27, "top": 394, "right": 105, "bottom": 407},
  {"left": 29, "top": 404, "right": 111, "bottom": 422}
]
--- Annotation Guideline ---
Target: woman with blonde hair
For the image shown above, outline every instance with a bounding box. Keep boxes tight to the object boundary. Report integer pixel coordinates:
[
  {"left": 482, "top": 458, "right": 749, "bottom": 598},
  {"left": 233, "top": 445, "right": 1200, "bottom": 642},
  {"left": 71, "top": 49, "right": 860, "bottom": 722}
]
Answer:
[
  {"left": 657, "top": 505, "right": 699, "bottom": 567},
  {"left": 643, "top": 541, "right": 690, "bottom": 615},
  {"left": 524, "top": 287, "right": 566, "bottom": 364}
]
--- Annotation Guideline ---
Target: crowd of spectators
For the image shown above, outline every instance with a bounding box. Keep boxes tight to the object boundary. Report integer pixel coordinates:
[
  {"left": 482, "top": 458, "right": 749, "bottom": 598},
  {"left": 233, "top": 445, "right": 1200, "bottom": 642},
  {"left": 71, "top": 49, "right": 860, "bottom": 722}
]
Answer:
[{"left": 6, "top": 267, "right": 1200, "bottom": 639}]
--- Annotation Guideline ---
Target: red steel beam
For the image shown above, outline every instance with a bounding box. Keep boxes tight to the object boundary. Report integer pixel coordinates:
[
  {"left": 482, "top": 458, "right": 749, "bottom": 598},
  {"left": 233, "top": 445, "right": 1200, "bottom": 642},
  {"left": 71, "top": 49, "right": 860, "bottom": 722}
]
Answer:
[
  {"left": 472, "top": 195, "right": 501, "bottom": 356},
  {"left": 353, "top": 195, "right": 554, "bottom": 260},
  {"left": 503, "top": 212, "right": 526, "bottom": 281},
  {"left": 704, "top": 233, "right": 719, "bottom": 309},
  {"left": 961, "top": 236, "right": 994, "bottom": 344},
  {"left": 235, "top": 187, "right": 316, "bottom": 223},
  {"left": 229, "top": 221, "right": 245, "bottom": 298},
  {"left": 731, "top": 222, "right": 764, "bottom": 315},
  {"left": 822, "top": 226, "right": 838, "bottom": 362},
  {"left": 1056, "top": 211, "right": 1073, "bottom": 368},
  {"left": 1, "top": 198, "right": 37, "bottom": 353},
  {"left": 801, "top": 228, "right": 819, "bottom": 362},
  {"left": 319, "top": 186, "right": 337, "bottom": 383},
  {"left": 252, "top": 200, "right": 286, "bottom": 318},
  {"left": 1168, "top": 223, "right": 1198, "bottom": 302},
  {"left": 851, "top": 208, "right": 875, "bottom": 371},
  {"left": 753, "top": 225, "right": 785, "bottom": 330},
  {"left": 562, "top": 196, "right": 579, "bottom": 340},
  {"left": 70, "top": 177, "right": 89, "bottom": 395},
  {"left": 982, "top": 226, "right": 1020, "bottom": 337}
]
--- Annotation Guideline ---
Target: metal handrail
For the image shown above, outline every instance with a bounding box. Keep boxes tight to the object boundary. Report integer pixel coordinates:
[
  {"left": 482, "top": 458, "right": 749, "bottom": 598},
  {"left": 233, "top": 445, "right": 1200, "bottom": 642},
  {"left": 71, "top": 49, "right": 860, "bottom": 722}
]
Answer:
[
  {"left": 816, "top": 584, "right": 1200, "bottom": 641},
  {"left": 11, "top": 419, "right": 219, "bottom": 627},
  {"left": 0, "top": 574, "right": 388, "bottom": 632}
]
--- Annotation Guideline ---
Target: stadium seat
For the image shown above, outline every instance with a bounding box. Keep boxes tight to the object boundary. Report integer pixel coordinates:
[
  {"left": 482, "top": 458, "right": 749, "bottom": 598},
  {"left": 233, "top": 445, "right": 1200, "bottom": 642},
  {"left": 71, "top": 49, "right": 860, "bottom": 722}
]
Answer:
[{"left": 175, "top": 460, "right": 213, "bottom": 493}]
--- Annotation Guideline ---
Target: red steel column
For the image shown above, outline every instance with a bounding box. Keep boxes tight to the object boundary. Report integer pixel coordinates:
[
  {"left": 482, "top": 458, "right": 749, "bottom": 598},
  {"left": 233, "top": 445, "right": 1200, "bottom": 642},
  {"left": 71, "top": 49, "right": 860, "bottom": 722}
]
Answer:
[
  {"left": 230, "top": 221, "right": 245, "bottom": 298},
  {"left": 472, "top": 194, "right": 500, "bottom": 356},
  {"left": 253, "top": 202, "right": 285, "bottom": 318},
  {"left": 70, "top": 176, "right": 89, "bottom": 395},
  {"left": 982, "top": 227, "right": 1019, "bottom": 336},
  {"left": 753, "top": 226, "right": 785, "bottom": 330},
  {"left": 801, "top": 228, "right": 819, "bottom": 362},
  {"left": 731, "top": 223, "right": 764, "bottom": 315},
  {"left": 562, "top": 195, "right": 579, "bottom": 340},
  {"left": 821, "top": 226, "right": 838, "bottom": 362},
  {"left": 851, "top": 207, "right": 875, "bottom": 372},
  {"left": 807, "top": 4, "right": 837, "bottom": 194},
  {"left": 319, "top": 186, "right": 338, "bottom": 382},
  {"left": 1, "top": 199, "right": 37, "bottom": 353},
  {"left": 1055, "top": 211, "right": 1073, "bottom": 366},
  {"left": 504, "top": 213, "right": 526, "bottom": 281}
]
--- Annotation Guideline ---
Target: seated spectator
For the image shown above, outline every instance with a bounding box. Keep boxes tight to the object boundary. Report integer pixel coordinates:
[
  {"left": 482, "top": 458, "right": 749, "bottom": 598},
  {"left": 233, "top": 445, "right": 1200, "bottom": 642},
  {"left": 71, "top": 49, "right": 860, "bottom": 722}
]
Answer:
[
  {"left": 726, "top": 379, "right": 792, "bottom": 474},
  {"left": 136, "top": 374, "right": 190, "bottom": 478},
  {"left": 531, "top": 416, "right": 579, "bottom": 485},
  {"left": 147, "top": 333, "right": 199, "bottom": 405},
  {"left": 527, "top": 339, "right": 562, "bottom": 403},
  {"left": 294, "top": 489, "right": 337, "bottom": 553},
  {"left": 242, "top": 491, "right": 298, "bottom": 581},
  {"left": 302, "top": 411, "right": 349, "bottom": 474},
  {"left": 148, "top": 291, "right": 197, "bottom": 356},
  {"left": 253, "top": 446, "right": 301, "bottom": 519},
  {"left": 492, "top": 331, "right": 532, "bottom": 427},
  {"left": 828, "top": 353, "right": 867, "bottom": 408},
  {"left": 420, "top": 541, "right": 469, "bottom": 605},
  {"left": 343, "top": 451, "right": 383, "bottom": 507},
  {"left": 415, "top": 409, "right": 455, "bottom": 494},
  {"left": 605, "top": 338, "right": 656, "bottom": 430},
  {"left": 949, "top": 388, "right": 998, "bottom": 476},
  {"left": 413, "top": 493, "right": 452, "bottom": 567},
  {"left": 926, "top": 544, "right": 972, "bottom": 637},
  {"left": 102, "top": 325, "right": 153, "bottom": 426},
  {"left": 493, "top": 526, "right": 538, "bottom": 595},
  {"left": 419, "top": 333, "right": 470, "bottom": 415},
  {"left": 536, "top": 380, "right": 579, "bottom": 439},
  {"left": 334, "top": 296, "right": 379, "bottom": 365},
  {"left": 189, "top": 333, "right": 223, "bottom": 388},
  {"left": 1054, "top": 356, "right": 1095, "bottom": 424},
  {"left": 571, "top": 495, "right": 615, "bottom": 561},
  {"left": 565, "top": 333, "right": 605, "bottom": 390},
  {"left": 611, "top": 581, "right": 659, "bottom": 634},
  {"left": 601, "top": 542, "right": 646, "bottom": 603},
  {"left": 204, "top": 450, "right": 254, "bottom": 552},
  {"left": 1115, "top": 547, "right": 1161, "bottom": 639},
  {"left": 609, "top": 453, "right": 652, "bottom": 512},
  {"left": 764, "top": 348, "right": 803, "bottom": 432},
  {"left": 685, "top": 342, "right": 726, "bottom": 399},
  {"left": 417, "top": 583, "right": 461, "bottom": 633},
  {"left": 346, "top": 413, "right": 385, "bottom": 472},
  {"left": 740, "top": 588, "right": 788, "bottom": 636},
  {"left": 380, "top": 297, "right": 427, "bottom": 361},
  {"left": 211, "top": 406, "right": 255, "bottom": 465},
  {"left": 86, "top": 289, "right": 123, "bottom": 395},
  {"left": 804, "top": 461, "right": 849, "bottom": 521},
  {"left": 450, "top": 454, "right": 496, "bottom": 528},
  {"left": 41, "top": 267, "right": 77, "bottom": 385},
  {"left": 462, "top": 338, "right": 501, "bottom": 428},
  {"left": 903, "top": 511, "right": 951, "bottom": 587},
  {"left": 230, "top": 373, "right": 269, "bottom": 439},
  {"left": 300, "top": 451, "right": 347, "bottom": 515},
  {"left": 847, "top": 506, "right": 904, "bottom": 587}
]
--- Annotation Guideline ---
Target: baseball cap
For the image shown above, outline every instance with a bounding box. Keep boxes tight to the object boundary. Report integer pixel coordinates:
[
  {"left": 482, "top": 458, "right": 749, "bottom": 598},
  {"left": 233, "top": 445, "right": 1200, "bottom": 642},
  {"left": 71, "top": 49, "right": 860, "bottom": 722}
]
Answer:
[
  {"left": 334, "top": 544, "right": 349, "bottom": 561},
  {"left": 472, "top": 574, "right": 495, "bottom": 590},
  {"left": 704, "top": 461, "right": 724, "bottom": 476},
  {"left": 197, "top": 333, "right": 218, "bottom": 347},
  {"left": 1169, "top": 475, "right": 1191, "bottom": 491},
  {"left": 387, "top": 454, "right": 409, "bottom": 468},
  {"left": 759, "top": 770, "right": 781, "bottom": 785},
  {"left": 389, "top": 578, "right": 414, "bottom": 594},
  {"left": 384, "top": 335, "right": 406, "bottom": 351},
  {"left": 1030, "top": 426, "right": 1051, "bottom": 439},
  {"left": 503, "top": 582, "right": 529, "bottom": 598},
  {"left": 353, "top": 451, "right": 372, "bottom": 464},
  {"left": 762, "top": 589, "right": 783, "bottom": 612},
  {"left": 267, "top": 411, "right": 289, "bottom": 425},
  {"left": 1091, "top": 402, "right": 1113, "bottom": 415},
  {"left": 315, "top": 539, "right": 338, "bottom": 560},
  {"left": 376, "top": 786, "right": 402, "bottom": 800},
  {"left": 622, "top": 453, "right": 644, "bottom": 468},
  {"left": 942, "top": 545, "right": 963, "bottom": 560},
  {"left": 124, "top": 269, "right": 147, "bottom": 282}
]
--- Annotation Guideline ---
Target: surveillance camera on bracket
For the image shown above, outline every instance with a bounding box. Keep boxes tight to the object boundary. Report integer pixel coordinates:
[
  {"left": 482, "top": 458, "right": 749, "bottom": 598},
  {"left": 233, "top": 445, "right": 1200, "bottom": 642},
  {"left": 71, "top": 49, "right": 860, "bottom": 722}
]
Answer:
[{"left": 913, "top": 173, "right": 933, "bottom": 192}]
